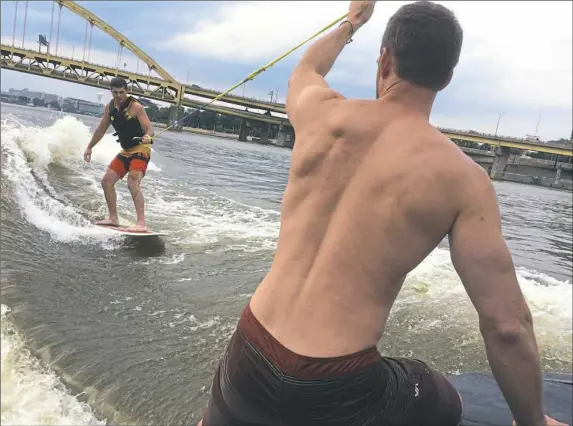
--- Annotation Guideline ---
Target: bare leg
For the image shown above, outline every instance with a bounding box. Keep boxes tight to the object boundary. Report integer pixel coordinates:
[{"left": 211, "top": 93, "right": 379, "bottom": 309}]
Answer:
[
  {"left": 197, "top": 420, "right": 203, "bottom": 426},
  {"left": 126, "top": 170, "right": 149, "bottom": 232},
  {"left": 96, "top": 168, "right": 120, "bottom": 225}
]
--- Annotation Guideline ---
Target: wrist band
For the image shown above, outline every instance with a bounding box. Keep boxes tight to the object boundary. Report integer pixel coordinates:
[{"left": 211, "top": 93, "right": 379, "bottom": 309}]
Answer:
[{"left": 339, "top": 20, "right": 354, "bottom": 44}]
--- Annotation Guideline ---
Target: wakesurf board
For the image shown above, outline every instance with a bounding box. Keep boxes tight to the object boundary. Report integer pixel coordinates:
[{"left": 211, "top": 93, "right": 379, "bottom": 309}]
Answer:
[
  {"left": 94, "top": 222, "right": 168, "bottom": 237},
  {"left": 450, "top": 372, "right": 572, "bottom": 425}
]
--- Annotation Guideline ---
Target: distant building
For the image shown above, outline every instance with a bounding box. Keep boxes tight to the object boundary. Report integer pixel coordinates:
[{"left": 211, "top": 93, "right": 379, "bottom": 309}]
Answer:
[
  {"left": 7, "top": 88, "right": 63, "bottom": 106},
  {"left": 1, "top": 90, "right": 30, "bottom": 105},
  {"left": 63, "top": 97, "right": 104, "bottom": 116}
]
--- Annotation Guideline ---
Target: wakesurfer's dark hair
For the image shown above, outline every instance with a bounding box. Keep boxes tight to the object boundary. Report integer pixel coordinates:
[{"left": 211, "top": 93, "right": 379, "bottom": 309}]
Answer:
[
  {"left": 381, "top": 1, "right": 463, "bottom": 91},
  {"left": 110, "top": 77, "right": 128, "bottom": 90}
]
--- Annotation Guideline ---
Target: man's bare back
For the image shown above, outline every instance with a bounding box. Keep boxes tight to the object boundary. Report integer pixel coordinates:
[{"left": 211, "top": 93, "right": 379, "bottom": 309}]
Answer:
[
  {"left": 200, "top": 2, "right": 565, "bottom": 425},
  {"left": 250, "top": 101, "right": 467, "bottom": 357}
]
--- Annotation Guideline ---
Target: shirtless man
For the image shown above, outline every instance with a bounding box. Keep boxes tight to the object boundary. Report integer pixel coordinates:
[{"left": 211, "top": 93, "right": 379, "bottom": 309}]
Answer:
[
  {"left": 199, "top": 2, "right": 566, "bottom": 425},
  {"left": 83, "top": 77, "right": 153, "bottom": 233}
]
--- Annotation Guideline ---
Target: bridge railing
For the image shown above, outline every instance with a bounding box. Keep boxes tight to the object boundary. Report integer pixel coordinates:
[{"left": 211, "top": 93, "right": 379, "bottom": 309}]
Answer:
[
  {"left": 8, "top": 47, "right": 149, "bottom": 78},
  {"left": 189, "top": 85, "right": 283, "bottom": 105},
  {"left": 439, "top": 127, "right": 532, "bottom": 143},
  {"left": 440, "top": 127, "right": 573, "bottom": 148}
]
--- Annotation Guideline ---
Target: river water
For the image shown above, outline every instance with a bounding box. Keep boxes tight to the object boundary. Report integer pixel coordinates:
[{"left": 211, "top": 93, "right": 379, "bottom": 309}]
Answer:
[{"left": 1, "top": 103, "right": 571, "bottom": 425}]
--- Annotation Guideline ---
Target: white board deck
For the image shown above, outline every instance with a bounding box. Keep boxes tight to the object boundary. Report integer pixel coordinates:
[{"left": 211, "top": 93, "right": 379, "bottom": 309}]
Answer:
[{"left": 94, "top": 223, "right": 168, "bottom": 237}]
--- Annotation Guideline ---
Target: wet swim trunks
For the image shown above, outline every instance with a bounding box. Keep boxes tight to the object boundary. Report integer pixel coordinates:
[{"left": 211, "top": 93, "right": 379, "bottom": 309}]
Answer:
[
  {"left": 202, "top": 304, "right": 462, "bottom": 426},
  {"left": 109, "top": 151, "right": 150, "bottom": 179}
]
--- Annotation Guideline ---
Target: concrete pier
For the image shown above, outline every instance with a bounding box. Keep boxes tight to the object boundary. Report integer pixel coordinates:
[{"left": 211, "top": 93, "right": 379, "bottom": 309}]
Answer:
[
  {"left": 275, "top": 126, "right": 295, "bottom": 148},
  {"left": 259, "top": 123, "right": 270, "bottom": 144},
  {"left": 168, "top": 107, "right": 183, "bottom": 132},
  {"left": 553, "top": 166, "right": 562, "bottom": 187},
  {"left": 461, "top": 147, "right": 572, "bottom": 191},
  {"left": 238, "top": 119, "right": 250, "bottom": 142},
  {"left": 490, "top": 146, "right": 510, "bottom": 180}
]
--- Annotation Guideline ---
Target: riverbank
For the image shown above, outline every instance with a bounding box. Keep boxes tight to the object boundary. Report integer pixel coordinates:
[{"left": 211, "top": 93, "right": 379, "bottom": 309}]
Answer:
[
  {"left": 151, "top": 122, "right": 280, "bottom": 146},
  {"left": 152, "top": 123, "right": 573, "bottom": 192}
]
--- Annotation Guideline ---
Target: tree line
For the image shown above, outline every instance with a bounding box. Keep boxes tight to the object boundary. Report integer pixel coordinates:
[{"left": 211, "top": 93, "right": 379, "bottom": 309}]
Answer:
[{"left": 143, "top": 103, "right": 281, "bottom": 139}]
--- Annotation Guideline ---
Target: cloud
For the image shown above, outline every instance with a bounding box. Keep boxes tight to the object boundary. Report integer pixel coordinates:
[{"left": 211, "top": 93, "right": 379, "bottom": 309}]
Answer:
[
  {"left": 2, "top": 2, "right": 54, "bottom": 26},
  {"left": 450, "top": 1, "right": 571, "bottom": 110},
  {"left": 156, "top": 1, "right": 349, "bottom": 63},
  {"left": 3, "top": 1, "right": 571, "bottom": 140},
  {"left": 157, "top": 1, "right": 572, "bottom": 140}
]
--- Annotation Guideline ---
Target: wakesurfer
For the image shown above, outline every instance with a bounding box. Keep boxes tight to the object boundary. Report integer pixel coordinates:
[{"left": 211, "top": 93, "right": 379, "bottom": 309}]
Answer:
[{"left": 83, "top": 77, "right": 153, "bottom": 233}]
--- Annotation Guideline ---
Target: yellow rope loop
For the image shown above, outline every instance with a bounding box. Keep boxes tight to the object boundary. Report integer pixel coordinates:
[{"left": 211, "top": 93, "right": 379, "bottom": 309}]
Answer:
[{"left": 149, "top": 12, "right": 349, "bottom": 141}]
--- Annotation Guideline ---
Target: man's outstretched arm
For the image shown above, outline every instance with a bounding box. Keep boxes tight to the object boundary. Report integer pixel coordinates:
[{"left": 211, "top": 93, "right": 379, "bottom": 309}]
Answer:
[
  {"left": 286, "top": 1, "right": 376, "bottom": 126},
  {"left": 84, "top": 106, "right": 111, "bottom": 162},
  {"left": 448, "top": 166, "right": 547, "bottom": 426}
]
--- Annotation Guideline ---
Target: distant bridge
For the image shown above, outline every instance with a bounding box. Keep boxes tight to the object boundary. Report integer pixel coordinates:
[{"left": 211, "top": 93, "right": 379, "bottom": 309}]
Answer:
[
  {"left": 442, "top": 130, "right": 572, "bottom": 157},
  {"left": 0, "top": 44, "right": 288, "bottom": 126}
]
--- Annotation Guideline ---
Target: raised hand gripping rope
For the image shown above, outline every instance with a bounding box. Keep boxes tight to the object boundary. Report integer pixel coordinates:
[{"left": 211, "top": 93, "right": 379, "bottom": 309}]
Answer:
[{"left": 135, "top": 12, "right": 349, "bottom": 143}]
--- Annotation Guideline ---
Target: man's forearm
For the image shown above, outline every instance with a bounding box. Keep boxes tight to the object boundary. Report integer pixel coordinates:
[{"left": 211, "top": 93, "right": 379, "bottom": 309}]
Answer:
[
  {"left": 87, "top": 129, "right": 105, "bottom": 149},
  {"left": 294, "top": 21, "right": 354, "bottom": 77},
  {"left": 483, "top": 322, "right": 546, "bottom": 426},
  {"left": 143, "top": 124, "right": 153, "bottom": 137}
]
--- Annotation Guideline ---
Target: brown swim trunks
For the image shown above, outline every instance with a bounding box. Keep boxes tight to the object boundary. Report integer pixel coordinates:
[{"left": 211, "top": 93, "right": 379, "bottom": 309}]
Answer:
[{"left": 202, "top": 304, "right": 462, "bottom": 426}]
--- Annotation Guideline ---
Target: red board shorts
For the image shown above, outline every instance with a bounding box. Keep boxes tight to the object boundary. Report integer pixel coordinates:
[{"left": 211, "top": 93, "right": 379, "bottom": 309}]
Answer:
[
  {"left": 109, "top": 151, "right": 150, "bottom": 179},
  {"left": 202, "top": 303, "right": 462, "bottom": 426}
]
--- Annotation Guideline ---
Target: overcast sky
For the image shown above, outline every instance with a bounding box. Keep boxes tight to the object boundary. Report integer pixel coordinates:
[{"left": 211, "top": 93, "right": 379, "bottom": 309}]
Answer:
[{"left": 1, "top": 1, "right": 571, "bottom": 141}]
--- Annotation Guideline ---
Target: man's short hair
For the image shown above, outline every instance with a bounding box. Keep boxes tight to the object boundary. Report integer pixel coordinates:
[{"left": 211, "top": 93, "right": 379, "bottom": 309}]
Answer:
[
  {"left": 381, "top": 1, "right": 463, "bottom": 91},
  {"left": 110, "top": 77, "right": 128, "bottom": 90}
]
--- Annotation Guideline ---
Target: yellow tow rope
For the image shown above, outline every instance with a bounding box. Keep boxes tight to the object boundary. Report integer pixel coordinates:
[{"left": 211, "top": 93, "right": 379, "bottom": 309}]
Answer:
[{"left": 147, "top": 12, "right": 349, "bottom": 141}]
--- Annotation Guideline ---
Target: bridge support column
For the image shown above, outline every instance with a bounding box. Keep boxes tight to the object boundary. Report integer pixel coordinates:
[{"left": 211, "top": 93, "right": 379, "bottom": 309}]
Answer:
[
  {"left": 239, "top": 119, "right": 250, "bottom": 142},
  {"left": 259, "top": 123, "right": 270, "bottom": 144},
  {"left": 276, "top": 125, "right": 286, "bottom": 147},
  {"left": 276, "top": 126, "right": 295, "bottom": 148},
  {"left": 553, "top": 165, "right": 562, "bottom": 187},
  {"left": 490, "top": 146, "right": 510, "bottom": 180},
  {"left": 169, "top": 106, "right": 183, "bottom": 132}
]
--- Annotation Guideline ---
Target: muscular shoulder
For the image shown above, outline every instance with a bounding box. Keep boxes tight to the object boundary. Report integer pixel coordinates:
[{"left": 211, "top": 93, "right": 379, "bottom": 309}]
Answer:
[
  {"left": 436, "top": 133, "right": 490, "bottom": 181},
  {"left": 322, "top": 99, "right": 384, "bottom": 137},
  {"left": 403, "top": 127, "right": 491, "bottom": 203},
  {"left": 436, "top": 137, "right": 494, "bottom": 213},
  {"left": 128, "top": 99, "right": 143, "bottom": 113}
]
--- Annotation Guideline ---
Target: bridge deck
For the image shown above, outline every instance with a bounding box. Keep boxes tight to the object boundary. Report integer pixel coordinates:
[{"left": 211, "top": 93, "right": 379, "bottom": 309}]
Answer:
[{"left": 2, "top": 43, "right": 571, "bottom": 156}]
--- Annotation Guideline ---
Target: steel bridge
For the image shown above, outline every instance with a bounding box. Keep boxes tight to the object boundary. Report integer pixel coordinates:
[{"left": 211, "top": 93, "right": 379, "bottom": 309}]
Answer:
[
  {"left": 1, "top": 0, "right": 288, "bottom": 125},
  {"left": 0, "top": 44, "right": 288, "bottom": 125},
  {"left": 442, "top": 130, "right": 572, "bottom": 157},
  {"left": 1, "top": 0, "right": 571, "bottom": 156}
]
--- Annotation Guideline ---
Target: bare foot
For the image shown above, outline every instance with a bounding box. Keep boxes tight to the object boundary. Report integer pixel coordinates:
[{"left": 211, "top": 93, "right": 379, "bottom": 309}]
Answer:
[
  {"left": 544, "top": 416, "right": 568, "bottom": 426},
  {"left": 126, "top": 224, "right": 150, "bottom": 233},
  {"left": 95, "top": 218, "right": 119, "bottom": 226},
  {"left": 513, "top": 415, "right": 569, "bottom": 426}
]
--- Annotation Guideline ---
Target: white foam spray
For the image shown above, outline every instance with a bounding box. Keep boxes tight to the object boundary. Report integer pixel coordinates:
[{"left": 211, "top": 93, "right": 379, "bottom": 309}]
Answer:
[
  {"left": 0, "top": 114, "right": 160, "bottom": 245},
  {"left": 1, "top": 305, "right": 106, "bottom": 426}
]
